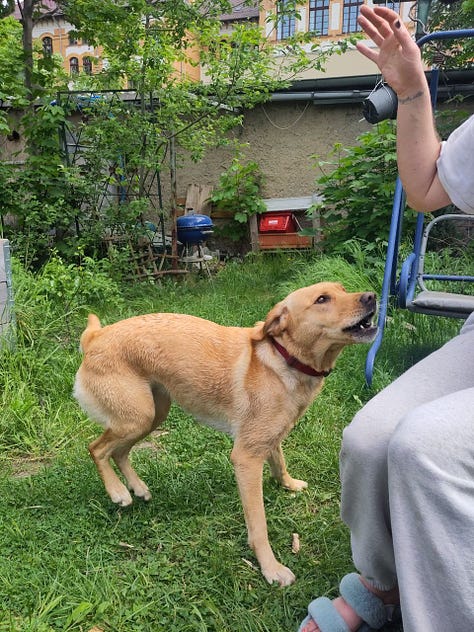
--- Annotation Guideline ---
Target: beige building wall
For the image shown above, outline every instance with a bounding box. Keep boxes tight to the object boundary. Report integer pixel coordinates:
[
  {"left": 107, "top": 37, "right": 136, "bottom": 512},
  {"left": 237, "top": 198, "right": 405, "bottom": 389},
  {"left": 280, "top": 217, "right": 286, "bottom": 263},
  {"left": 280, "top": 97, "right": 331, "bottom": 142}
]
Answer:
[
  {"left": 166, "top": 95, "right": 474, "bottom": 208},
  {"left": 168, "top": 101, "right": 371, "bottom": 205},
  {"left": 34, "top": 17, "right": 103, "bottom": 75}
]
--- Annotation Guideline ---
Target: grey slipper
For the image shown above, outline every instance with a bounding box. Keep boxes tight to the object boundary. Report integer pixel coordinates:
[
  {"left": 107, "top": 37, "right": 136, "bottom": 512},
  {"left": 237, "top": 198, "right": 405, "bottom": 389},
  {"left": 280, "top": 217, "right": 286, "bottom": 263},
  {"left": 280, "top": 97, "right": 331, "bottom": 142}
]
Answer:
[
  {"left": 297, "top": 595, "right": 374, "bottom": 632},
  {"left": 297, "top": 573, "right": 401, "bottom": 632},
  {"left": 339, "top": 573, "right": 400, "bottom": 630}
]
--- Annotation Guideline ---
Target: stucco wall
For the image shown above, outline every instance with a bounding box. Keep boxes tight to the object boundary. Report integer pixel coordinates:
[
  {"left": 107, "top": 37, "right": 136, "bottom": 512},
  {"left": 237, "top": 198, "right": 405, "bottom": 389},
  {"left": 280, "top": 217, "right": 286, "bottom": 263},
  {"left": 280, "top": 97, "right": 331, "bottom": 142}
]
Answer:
[
  {"left": 171, "top": 101, "right": 372, "bottom": 204},
  {"left": 2, "top": 98, "right": 472, "bottom": 217},
  {"left": 169, "top": 97, "right": 474, "bottom": 208}
]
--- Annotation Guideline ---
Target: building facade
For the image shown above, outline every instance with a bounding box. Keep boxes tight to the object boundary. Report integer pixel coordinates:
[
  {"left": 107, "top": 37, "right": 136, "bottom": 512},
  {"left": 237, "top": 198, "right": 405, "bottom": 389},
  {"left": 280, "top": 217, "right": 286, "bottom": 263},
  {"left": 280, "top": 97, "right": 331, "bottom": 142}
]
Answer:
[
  {"left": 259, "top": 0, "right": 414, "bottom": 81},
  {"left": 13, "top": 1, "right": 415, "bottom": 83},
  {"left": 13, "top": 0, "right": 103, "bottom": 77}
]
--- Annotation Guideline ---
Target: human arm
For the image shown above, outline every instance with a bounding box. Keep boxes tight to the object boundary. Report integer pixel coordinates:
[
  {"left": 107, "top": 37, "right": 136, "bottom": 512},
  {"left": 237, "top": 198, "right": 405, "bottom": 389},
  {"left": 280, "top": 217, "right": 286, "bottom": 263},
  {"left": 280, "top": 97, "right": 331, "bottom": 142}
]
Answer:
[{"left": 356, "top": 5, "right": 452, "bottom": 212}]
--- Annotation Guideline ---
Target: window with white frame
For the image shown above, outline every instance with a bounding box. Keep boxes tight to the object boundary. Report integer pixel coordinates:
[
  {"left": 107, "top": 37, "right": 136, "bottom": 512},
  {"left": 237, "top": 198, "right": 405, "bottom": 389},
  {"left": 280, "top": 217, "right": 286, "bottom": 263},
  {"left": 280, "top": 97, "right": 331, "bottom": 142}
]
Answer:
[
  {"left": 342, "top": 0, "right": 363, "bottom": 33},
  {"left": 309, "top": 0, "right": 329, "bottom": 36},
  {"left": 69, "top": 57, "right": 79, "bottom": 74},
  {"left": 277, "top": 0, "right": 296, "bottom": 40},
  {"left": 385, "top": 2, "right": 401, "bottom": 13}
]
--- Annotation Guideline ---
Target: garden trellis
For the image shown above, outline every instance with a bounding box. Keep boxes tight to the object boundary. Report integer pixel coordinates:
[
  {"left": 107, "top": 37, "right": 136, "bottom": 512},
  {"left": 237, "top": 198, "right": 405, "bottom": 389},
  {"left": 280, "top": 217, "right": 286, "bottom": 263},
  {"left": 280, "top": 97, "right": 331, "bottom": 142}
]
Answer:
[{"left": 57, "top": 89, "right": 182, "bottom": 278}]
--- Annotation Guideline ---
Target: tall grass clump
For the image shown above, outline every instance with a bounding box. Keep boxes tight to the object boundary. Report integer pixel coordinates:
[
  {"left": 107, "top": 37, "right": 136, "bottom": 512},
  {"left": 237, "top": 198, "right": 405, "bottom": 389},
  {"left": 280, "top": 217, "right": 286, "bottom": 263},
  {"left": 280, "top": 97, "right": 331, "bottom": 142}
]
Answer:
[
  {"left": 0, "top": 254, "right": 125, "bottom": 456},
  {"left": 276, "top": 239, "right": 384, "bottom": 298}
]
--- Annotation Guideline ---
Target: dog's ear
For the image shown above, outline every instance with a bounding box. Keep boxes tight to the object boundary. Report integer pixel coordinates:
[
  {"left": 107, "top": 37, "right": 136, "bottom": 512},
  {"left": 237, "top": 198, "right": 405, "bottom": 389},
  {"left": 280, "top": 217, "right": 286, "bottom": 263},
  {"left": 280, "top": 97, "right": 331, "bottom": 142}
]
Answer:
[{"left": 263, "top": 303, "right": 290, "bottom": 338}]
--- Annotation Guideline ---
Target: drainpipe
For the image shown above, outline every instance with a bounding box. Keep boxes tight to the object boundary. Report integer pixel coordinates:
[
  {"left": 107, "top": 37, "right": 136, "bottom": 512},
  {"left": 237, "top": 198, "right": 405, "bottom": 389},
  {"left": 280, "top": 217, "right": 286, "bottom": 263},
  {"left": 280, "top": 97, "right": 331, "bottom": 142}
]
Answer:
[{"left": 269, "top": 90, "right": 371, "bottom": 103}]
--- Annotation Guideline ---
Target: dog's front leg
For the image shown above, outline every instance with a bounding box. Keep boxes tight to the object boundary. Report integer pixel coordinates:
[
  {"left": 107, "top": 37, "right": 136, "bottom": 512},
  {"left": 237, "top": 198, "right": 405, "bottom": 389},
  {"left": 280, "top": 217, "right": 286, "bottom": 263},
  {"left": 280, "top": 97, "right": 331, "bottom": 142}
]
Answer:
[
  {"left": 267, "top": 444, "right": 308, "bottom": 492},
  {"left": 231, "top": 444, "right": 296, "bottom": 587}
]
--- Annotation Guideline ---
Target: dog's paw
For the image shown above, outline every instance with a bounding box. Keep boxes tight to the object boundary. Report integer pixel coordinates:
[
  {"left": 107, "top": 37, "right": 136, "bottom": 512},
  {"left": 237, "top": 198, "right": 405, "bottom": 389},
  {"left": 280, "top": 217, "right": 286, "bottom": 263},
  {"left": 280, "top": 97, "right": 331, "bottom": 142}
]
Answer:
[
  {"left": 263, "top": 563, "right": 296, "bottom": 587},
  {"left": 283, "top": 477, "right": 308, "bottom": 492},
  {"left": 109, "top": 485, "right": 133, "bottom": 507},
  {"left": 130, "top": 481, "right": 152, "bottom": 501}
]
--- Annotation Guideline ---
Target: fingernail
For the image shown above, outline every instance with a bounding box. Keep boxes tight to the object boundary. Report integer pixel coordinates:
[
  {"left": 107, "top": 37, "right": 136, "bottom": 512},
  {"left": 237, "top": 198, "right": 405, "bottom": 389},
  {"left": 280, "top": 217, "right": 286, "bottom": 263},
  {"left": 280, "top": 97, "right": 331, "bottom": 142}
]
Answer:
[{"left": 395, "top": 20, "right": 401, "bottom": 28}]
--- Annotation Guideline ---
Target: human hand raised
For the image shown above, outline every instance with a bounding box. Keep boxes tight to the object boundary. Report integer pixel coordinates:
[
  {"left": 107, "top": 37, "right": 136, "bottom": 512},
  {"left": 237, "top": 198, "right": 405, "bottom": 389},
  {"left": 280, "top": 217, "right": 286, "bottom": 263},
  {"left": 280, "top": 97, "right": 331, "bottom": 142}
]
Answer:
[{"left": 356, "top": 5, "right": 426, "bottom": 100}]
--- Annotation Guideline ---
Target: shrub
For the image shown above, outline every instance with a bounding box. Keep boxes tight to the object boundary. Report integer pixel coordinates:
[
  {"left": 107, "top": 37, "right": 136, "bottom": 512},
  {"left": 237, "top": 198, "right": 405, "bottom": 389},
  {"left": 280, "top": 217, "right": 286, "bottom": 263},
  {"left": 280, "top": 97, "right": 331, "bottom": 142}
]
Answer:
[
  {"left": 209, "top": 151, "right": 266, "bottom": 243},
  {"left": 311, "top": 120, "right": 417, "bottom": 253},
  {"left": 11, "top": 254, "right": 124, "bottom": 347}
]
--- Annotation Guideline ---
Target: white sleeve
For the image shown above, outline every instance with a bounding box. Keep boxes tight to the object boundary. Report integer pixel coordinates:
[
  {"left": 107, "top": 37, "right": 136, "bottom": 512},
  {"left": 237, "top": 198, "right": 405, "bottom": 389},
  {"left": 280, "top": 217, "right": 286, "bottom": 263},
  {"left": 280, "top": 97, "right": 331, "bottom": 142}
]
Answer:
[{"left": 436, "top": 115, "right": 474, "bottom": 214}]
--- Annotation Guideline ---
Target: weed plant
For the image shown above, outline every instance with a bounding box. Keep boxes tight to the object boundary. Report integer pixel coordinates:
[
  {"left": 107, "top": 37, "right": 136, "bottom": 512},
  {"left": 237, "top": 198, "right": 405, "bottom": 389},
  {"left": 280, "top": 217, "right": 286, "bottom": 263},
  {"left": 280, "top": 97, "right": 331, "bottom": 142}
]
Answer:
[{"left": 0, "top": 250, "right": 463, "bottom": 631}]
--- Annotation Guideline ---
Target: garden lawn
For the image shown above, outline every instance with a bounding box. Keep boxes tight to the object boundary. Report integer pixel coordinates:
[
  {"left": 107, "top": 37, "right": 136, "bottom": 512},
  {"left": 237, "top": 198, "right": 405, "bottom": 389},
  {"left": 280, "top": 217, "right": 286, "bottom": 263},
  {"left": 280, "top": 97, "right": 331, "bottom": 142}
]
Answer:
[{"left": 0, "top": 252, "right": 460, "bottom": 631}]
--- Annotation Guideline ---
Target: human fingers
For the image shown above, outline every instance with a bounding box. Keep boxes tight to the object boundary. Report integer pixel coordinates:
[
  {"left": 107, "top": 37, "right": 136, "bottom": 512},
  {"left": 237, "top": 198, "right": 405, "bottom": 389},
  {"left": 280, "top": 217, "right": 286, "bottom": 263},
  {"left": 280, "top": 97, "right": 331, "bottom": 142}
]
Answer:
[
  {"left": 384, "top": 9, "right": 420, "bottom": 52},
  {"left": 357, "top": 14, "right": 386, "bottom": 48},
  {"left": 355, "top": 40, "right": 380, "bottom": 65},
  {"left": 359, "top": 5, "right": 394, "bottom": 39}
]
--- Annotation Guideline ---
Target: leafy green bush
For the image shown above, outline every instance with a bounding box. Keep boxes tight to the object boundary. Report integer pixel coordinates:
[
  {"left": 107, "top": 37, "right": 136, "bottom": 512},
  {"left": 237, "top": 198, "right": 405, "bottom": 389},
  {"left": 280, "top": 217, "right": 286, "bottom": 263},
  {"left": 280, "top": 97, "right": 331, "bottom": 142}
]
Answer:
[
  {"left": 209, "top": 151, "right": 266, "bottom": 243},
  {"left": 1, "top": 103, "right": 80, "bottom": 267},
  {"left": 311, "top": 120, "right": 417, "bottom": 253},
  {"left": 11, "top": 254, "right": 124, "bottom": 348},
  {"left": 35, "top": 253, "right": 125, "bottom": 311}
]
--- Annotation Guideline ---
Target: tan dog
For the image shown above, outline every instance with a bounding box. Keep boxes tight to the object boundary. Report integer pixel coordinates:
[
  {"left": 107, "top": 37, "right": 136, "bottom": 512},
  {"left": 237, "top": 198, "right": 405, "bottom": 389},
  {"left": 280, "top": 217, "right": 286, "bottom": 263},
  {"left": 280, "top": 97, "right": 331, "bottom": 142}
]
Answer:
[{"left": 74, "top": 282, "right": 376, "bottom": 586}]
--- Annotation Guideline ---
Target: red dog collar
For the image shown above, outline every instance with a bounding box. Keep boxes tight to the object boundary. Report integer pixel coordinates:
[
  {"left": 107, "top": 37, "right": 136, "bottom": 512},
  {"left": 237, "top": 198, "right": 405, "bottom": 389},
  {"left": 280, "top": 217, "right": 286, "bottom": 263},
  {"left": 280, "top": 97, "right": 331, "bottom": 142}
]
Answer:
[{"left": 271, "top": 338, "right": 331, "bottom": 378}]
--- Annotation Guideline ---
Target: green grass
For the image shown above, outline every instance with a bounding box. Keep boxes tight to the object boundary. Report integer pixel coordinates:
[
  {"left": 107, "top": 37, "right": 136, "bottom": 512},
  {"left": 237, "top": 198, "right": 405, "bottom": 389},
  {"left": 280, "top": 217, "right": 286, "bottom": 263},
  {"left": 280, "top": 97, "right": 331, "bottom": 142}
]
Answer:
[{"left": 0, "top": 251, "right": 461, "bottom": 631}]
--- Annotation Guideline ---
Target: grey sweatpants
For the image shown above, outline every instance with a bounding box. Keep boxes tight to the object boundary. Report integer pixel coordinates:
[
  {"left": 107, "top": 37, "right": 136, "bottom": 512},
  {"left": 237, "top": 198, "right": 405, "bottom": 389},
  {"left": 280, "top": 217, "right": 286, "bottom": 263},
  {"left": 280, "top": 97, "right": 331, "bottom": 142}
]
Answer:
[{"left": 340, "top": 312, "right": 474, "bottom": 632}]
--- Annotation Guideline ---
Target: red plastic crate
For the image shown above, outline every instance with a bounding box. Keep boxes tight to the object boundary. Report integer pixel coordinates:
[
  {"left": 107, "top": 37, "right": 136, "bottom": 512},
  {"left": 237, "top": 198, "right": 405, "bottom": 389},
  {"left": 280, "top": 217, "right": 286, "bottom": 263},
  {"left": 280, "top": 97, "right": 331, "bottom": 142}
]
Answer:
[{"left": 259, "top": 212, "right": 296, "bottom": 233}]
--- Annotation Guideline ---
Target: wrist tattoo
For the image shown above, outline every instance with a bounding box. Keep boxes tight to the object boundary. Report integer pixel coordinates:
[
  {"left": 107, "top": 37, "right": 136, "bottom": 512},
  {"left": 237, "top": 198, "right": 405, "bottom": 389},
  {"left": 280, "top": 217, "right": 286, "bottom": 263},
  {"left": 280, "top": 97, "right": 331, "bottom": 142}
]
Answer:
[{"left": 398, "top": 90, "right": 424, "bottom": 105}]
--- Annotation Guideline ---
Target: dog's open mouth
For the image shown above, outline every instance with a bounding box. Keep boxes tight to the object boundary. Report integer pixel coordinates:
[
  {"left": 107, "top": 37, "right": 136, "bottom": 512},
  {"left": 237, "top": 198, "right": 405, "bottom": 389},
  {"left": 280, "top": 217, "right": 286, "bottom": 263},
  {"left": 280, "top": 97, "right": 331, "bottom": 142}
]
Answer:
[
  {"left": 343, "top": 312, "right": 375, "bottom": 332},
  {"left": 343, "top": 312, "right": 377, "bottom": 339}
]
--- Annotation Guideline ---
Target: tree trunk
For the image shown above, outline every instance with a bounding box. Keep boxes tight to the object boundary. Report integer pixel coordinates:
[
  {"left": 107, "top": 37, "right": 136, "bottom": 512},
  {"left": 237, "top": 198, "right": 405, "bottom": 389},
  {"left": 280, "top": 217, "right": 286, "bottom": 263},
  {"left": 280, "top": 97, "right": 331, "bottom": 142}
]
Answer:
[{"left": 20, "top": 0, "right": 35, "bottom": 100}]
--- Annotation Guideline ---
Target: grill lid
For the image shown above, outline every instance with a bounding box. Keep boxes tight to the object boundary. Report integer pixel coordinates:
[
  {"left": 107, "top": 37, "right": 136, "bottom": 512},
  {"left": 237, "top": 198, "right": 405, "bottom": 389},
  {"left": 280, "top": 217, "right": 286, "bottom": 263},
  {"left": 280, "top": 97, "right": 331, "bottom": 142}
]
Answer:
[{"left": 177, "top": 214, "right": 213, "bottom": 229}]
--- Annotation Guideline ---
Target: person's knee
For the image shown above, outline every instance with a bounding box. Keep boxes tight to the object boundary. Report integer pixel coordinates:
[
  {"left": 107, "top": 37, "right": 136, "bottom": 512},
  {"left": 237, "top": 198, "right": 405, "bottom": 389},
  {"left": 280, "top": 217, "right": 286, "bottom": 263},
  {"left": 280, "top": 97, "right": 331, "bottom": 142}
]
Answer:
[
  {"left": 387, "top": 414, "right": 420, "bottom": 473},
  {"left": 341, "top": 402, "right": 392, "bottom": 464},
  {"left": 387, "top": 403, "right": 450, "bottom": 476},
  {"left": 388, "top": 398, "right": 471, "bottom": 478}
]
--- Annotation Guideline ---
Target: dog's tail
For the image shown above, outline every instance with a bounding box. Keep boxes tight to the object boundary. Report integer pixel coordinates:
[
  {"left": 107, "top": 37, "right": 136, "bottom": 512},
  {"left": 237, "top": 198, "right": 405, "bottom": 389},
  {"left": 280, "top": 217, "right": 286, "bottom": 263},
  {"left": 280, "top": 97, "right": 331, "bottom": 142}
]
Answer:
[{"left": 79, "top": 313, "right": 102, "bottom": 353}]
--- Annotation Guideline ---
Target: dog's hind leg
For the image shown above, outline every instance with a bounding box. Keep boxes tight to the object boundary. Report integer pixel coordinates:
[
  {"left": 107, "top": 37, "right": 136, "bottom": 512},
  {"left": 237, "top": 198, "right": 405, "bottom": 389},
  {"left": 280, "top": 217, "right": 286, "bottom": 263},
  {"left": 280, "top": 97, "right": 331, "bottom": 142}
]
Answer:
[
  {"left": 267, "top": 444, "right": 308, "bottom": 492},
  {"left": 111, "top": 439, "right": 152, "bottom": 502},
  {"left": 89, "top": 428, "right": 137, "bottom": 506},
  {"left": 111, "top": 387, "right": 171, "bottom": 502},
  {"left": 88, "top": 382, "right": 163, "bottom": 506}
]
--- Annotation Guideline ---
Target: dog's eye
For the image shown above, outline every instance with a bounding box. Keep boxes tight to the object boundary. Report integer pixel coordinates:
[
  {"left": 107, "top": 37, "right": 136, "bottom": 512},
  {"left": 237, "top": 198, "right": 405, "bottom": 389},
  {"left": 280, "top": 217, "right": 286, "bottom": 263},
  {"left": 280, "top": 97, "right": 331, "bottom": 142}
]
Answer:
[{"left": 315, "top": 295, "right": 330, "bottom": 304}]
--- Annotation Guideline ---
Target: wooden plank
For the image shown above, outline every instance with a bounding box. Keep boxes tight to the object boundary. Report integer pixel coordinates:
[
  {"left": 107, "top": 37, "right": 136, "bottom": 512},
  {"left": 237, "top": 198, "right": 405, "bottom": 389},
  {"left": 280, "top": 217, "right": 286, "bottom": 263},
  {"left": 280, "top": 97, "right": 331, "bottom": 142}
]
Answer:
[
  {"left": 185, "top": 183, "right": 213, "bottom": 214},
  {"left": 249, "top": 214, "right": 260, "bottom": 252}
]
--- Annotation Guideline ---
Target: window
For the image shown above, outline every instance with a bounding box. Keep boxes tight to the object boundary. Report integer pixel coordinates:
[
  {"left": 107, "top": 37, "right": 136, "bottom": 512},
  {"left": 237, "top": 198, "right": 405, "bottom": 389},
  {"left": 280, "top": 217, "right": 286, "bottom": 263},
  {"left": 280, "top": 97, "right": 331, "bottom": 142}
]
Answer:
[
  {"left": 342, "top": 0, "right": 363, "bottom": 33},
  {"left": 385, "top": 2, "right": 400, "bottom": 13},
  {"left": 277, "top": 0, "right": 296, "bottom": 40},
  {"left": 69, "top": 57, "right": 79, "bottom": 74},
  {"left": 68, "top": 32, "right": 78, "bottom": 45},
  {"left": 309, "top": 0, "right": 329, "bottom": 36},
  {"left": 83, "top": 57, "right": 93, "bottom": 75},
  {"left": 42, "top": 36, "right": 53, "bottom": 55}
]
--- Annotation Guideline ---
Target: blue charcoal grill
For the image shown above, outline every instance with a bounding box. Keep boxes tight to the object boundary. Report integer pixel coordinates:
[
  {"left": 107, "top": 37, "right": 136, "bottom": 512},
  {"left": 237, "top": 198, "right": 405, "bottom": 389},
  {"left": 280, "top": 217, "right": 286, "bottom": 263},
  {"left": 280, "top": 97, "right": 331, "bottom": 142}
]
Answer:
[
  {"left": 177, "top": 214, "right": 214, "bottom": 245},
  {"left": 177, "top": 214, "right": 214, "bottom": 277}
]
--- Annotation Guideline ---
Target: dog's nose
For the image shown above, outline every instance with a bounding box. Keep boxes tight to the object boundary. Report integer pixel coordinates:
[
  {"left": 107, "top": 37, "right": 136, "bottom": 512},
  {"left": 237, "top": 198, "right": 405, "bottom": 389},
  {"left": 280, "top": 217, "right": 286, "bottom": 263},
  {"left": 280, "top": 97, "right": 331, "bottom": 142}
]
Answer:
[{"left": 360, "top": 292, "right": 376, "bottom": 308}]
